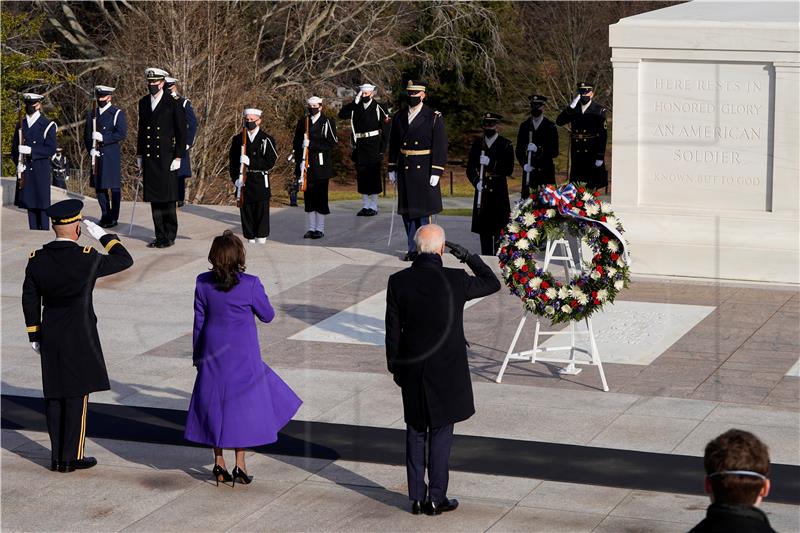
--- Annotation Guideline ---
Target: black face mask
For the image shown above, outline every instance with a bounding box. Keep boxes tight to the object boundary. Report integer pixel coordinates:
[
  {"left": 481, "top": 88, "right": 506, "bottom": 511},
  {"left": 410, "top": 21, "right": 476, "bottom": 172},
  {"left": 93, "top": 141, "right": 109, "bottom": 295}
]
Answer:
[
  {"left": 25, "top": 103, "right": 37, "bottom": 115},
  {"left": 361, "top": 96, "right": 372, "bottom": 104},
  {"left": 531, "top": 106, "right": 543, "bottom": 117},
  {"left": 579, "top": 95, "right": 591, "bottom": 105},
  {"left": 97, "top": 98, "right": 108, "bottom": 107},
  {"left": 245, "top": 121, "right": 257, "bottom": 131},
  {"left": 148, "top": 84, "right": 161, "bottom": 96},
  {"left": 483, "top": 128, "right": 496, "bottom": 137},
  {"left": 307, "top": 107, "right": 320, "bottom": 116},
  {"left": 407, "top": 96, "right": 421, "bottom": 107}
]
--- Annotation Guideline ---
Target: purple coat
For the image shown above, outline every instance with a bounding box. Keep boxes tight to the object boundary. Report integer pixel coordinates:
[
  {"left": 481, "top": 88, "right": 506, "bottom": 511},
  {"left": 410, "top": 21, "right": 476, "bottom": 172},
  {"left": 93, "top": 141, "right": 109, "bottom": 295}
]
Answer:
[{"left": 184, "top": 272, "right": 301, "bottom": 448}]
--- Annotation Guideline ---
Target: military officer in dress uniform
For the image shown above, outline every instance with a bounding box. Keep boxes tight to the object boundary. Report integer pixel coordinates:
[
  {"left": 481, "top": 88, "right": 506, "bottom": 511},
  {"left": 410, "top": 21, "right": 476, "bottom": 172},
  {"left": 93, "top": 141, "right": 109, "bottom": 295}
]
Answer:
[
  {"left": 136, "top": 67, "right": 187, "bottom": 248},
  {"left": 22, "top": 199, "right": 133, "bottom": 472},
  {"left": 12, "top": 93, "right": 57, "bottom": 231},
  {"left": 292, "top": 96, "right": 338, "bottom": 239},
  {"left": 556, "top": 82, "right": 608, "bottom": 190},
  {"left": 84, "top": 85, "right": 127, "bottom": 228},
  {"left": 165, "top": 77, "right": 197, "bottom": 207},
  {"left": 230, "top": 108, "right": 278, "bottom": 243},
  {"left": 338, "top": 83, "right": 391, "bottom": 216},
  {"left": 51, "top": 148, "right": 70, "bottom": 189},
  {"left": 387, "top": 80, "right": 448, "bottom": 261},
  {"left": 467, "top": 113, "right": 515, "bottom": 256},
  {"left": 516, "top": 95, "right": 559, "bottom": 199}
]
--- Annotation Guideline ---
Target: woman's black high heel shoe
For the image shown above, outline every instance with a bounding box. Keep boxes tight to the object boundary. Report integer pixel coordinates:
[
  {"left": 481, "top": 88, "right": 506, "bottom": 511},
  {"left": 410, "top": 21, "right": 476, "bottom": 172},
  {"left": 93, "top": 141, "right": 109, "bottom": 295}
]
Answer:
[
  {"left": 213, "top": 464, "right": 233, "bottom": 486},
  {"left": 231, "top": 465, "right": 252, "bottom": 487}
]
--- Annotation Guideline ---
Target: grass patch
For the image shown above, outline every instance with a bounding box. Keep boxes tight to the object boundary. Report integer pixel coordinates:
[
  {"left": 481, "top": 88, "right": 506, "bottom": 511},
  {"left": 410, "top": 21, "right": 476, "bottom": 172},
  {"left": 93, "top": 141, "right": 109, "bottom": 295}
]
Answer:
[{"left": 439, "top": 208, "right": 473, "bottom": 217}]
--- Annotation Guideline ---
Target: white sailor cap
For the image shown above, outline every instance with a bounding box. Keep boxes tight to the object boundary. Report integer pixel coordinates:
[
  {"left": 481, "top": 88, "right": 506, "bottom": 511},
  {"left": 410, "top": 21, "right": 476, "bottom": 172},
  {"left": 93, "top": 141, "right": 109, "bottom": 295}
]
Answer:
[
  {"left": 164, "top": 77, "right": 178, "bottom": 86},
  {"left": 358, "top": 83, "right": 376, "bottom": 93},
  {"left": 307, "top": 96, "right": 323, "bottom": 106},
  {"left": 145, "top": 67, "right": 169, "bottom": 80},
  {"left": 94, "top": 85, "right": 116, "bottom": 96},
  {"left": 243, "top": 108, "right": 262, "bottom": 117},
  {"left": 23, "top": 93, "right": 45, "bottom": 102}
]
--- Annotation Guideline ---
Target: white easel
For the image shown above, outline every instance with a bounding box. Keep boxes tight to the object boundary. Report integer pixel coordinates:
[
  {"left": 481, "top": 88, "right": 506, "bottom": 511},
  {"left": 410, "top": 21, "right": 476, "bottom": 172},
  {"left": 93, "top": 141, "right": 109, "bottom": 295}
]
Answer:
[{"left": 495, "top": 237, "right": 609, "bottom": 392}]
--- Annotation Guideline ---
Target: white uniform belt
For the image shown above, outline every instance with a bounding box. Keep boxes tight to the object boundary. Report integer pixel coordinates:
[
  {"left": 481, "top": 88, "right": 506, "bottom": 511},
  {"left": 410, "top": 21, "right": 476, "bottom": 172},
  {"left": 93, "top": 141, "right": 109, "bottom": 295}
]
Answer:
[{"left": 354, "top": 130, "right": 380, "bottom": 139}]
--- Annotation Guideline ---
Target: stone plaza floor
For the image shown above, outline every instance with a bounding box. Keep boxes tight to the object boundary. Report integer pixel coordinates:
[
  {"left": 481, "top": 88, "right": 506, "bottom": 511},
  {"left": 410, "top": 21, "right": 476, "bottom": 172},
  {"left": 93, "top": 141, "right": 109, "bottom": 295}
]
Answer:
[{"left": 2, "top": 194, "right": 799, "bottom": 532}]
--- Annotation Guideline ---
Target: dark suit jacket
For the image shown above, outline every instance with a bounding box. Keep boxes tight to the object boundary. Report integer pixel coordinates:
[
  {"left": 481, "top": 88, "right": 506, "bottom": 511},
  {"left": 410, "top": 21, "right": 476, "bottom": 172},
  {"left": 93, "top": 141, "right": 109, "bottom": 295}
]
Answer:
[
  {"left": 385, "top": 253, "right": 500, "bottom": 430},
  {"left": 136, "top": 91, "right": 187, "bottom": 202}
]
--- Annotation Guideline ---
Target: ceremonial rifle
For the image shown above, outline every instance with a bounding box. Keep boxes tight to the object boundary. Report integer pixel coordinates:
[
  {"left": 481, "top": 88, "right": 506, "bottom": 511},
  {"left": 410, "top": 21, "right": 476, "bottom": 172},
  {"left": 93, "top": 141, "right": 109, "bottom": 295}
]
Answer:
[
  {"left": 236, "top": 125, "right": 247, "bottom": 207},
  {"left": 524, "top": 130, "right": 533, "bottom": 193},
  {"left": 16, "top": 101, "right": 26, "bottom": 191},
  {"left": 477, "top": 137, "right": 488, "bottom": 211},
  {"left": 299, "top": 113, "right": 310, "bottom": 193}
]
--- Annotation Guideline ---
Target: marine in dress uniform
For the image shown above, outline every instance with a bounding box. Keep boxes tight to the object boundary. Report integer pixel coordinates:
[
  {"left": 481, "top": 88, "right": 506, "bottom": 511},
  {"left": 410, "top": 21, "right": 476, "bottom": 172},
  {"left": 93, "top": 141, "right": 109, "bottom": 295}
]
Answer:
[
  {"left": 338, "top": 83, "right": 391, "bottom": 216},
  {"left": 22, "top": 200, "right": 133, "bottom": 472},
  {"left": 136, "top": 67, "right": 187, "bottom": 248},
  {"left": 12, "top": 93, "right": 57, "bottom": 231},
  {"left": 84, "top": 85, "right": 128, "bottom": 228},
  {"left": 556, "top": 82, "right": 608, "bottom": 189},
  {"left": 516, "top": 95, "right": 559, "bottom": 198},
  {"left": 292, "top": 96, "right": 338, "bottom": 239},
  {"left": 467, "top": 113, "right": 515, "bottom": 256},
  {"left": 165, "top": 77, "right": 197, "bottom": 207},
  {"left": 387, "top": 80, "right": 448, "bottom": 261},
  {"left": 51, "top": 148, "right": 70, "bottom": 189},
  {"left": 230, "top": 108, "right": 278, "bottom": 243}
]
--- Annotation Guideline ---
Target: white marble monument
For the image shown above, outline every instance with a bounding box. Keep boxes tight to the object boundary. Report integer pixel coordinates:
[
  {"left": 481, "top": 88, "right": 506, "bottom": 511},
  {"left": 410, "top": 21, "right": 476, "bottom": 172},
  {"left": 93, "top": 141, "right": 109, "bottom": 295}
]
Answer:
[{"left": 609, "top": 1, "right": 799, "bottom": 283}]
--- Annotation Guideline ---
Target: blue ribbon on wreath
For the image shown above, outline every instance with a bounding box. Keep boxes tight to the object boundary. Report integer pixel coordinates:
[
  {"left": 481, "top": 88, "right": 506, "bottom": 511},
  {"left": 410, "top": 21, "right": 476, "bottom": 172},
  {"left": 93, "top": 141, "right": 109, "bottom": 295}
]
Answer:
[{"left": 540, "top": 184, "right": 577, "bottom": 215}]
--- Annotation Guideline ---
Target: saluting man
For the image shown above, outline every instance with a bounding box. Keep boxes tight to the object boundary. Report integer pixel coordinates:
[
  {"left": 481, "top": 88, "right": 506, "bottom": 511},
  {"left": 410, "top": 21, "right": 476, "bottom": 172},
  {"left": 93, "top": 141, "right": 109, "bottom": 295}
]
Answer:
[
  {"left": 556, "top": 82, "right": 608, "bottom": 190},
  {"left": 230, "top": 108, "right": 278, "bottom": 243},
  {"left": 165, "top": 77, "right": 198, "bottom": 207},
  {"left": 292, "top": 96, "right": 338, "bottom": 239},
  {"left": 338, "top": 83, "right": 391, "bottom": 216},
  {"left": 84, "top": 85, "right": 127, "bottom": 228},
  {"left": 12, "top": 93, "right": 57, "bottom": 231},
  {"left": 467, "top": 113, "right": 515, "bottom": 256},
  {"left": 515, "top": 94, "right": 559, "bottom": 199},
  {"left": 387, "top": 80, "right": 448, "bottom": 261},
  {"left": 22, "top": 199, "right": 133, "bottom": 472},
  {"left": 136, "top": 67, "right": 187, "bottom": 248}
]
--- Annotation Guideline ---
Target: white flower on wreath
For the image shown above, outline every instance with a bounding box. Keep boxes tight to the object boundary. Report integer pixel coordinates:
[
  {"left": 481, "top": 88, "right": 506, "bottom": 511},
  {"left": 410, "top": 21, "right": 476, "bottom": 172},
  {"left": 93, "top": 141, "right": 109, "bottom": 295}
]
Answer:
[
  {"left": 608, "top": 240, "right": 619, "bottom": 252},
  {"left": 585, "top": 204, "right": 600, "bottom": 216},
  {"left": 582, "top": 192, "right": 592, "bottom": 202},
  {"left": 569, "top": 286, "right": 583, "bottom": 298},
  {"left": 517, "top": 239, "right": 530, "bottom": 250},
  {"left": 605, "top": 215, "right": 617, "bottom": 227},
  {"left": 546, "top": 209, "right": 556, "bottom": 218},
  {"left": 576, "top": 293, "right": 589, "bottom": 305},
  {"left": 508, "top": 222, "right": 520, "bottom": 234},
  {"left": 513, "top": 257, "right": 525, "bottom": 269},
  {"left": 597, "top": 289, "right": 609, "bottom": 301},
  {"left": 557, "top": 286, "right": 569, "bottom": 299},
  {"left": 601, "top": 203, "right": 613, "bottom": 214},
  {"left": 589, "top": 227, "right": 601, "bottom": 237},
  {"left": 528, "top": 228, "right": 539, "bottom": 240},
  {"left": 523, "top": 213, "right": 536, "bottom": 226},
  {"left": 561, "top": 304, "right": 572, "bottom": 314},
  {"left": 545, "top": 287, "right": 557, "bottom": 299},
  {"left": 607, "top": 266, "right": 617, "bottom": 277},
  {"left": 617, "top": 257, "right": 626, "bottom": 267},
  {"left": 530, "top": 277, "right": 542, "bottom": 289},
  {"left": 545, "top": 306, "right": 555, "bottom": 315},
  {"left": 614, "top": 280, "right": 624, "bottom": 290},
  {"left": 502, "top": 266, "right": 511, "bottom": 277},
  {"left": 590, "top": 270, "right": 601, "bottom": 280}
]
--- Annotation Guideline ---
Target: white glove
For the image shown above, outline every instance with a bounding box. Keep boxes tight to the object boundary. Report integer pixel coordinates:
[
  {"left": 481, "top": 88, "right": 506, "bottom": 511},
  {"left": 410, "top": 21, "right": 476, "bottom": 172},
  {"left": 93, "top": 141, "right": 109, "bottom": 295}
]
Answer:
[
  {"left": 479, "top": 155, "right": 490, "bottom": 166},
  {"left": 31, "top": 342, "right": 40, "bottom": 354},
  {"left": 83, "top": 219, "right": 107, "bottom": 240},
  {"left": 527, "top": 143, "right": 538, "bottom": 153},
  {"left": 476, "top": 180, "right": 482, "bottom": 192},
  {"left": 240, "top": 154, "right": 250, "bottom": 166},
  {"left": 170, "top": 158, "right": 181, "bottom": 171},
  {"left": 388, "top": 171, "right": 397, "bottom": 184},
  {"left": 90, "top": 149, "right": 101, "bottom": 158},
  {"left": 186, "top": 144, "right": 191, "bottom": 150},
  {"left": 17, "top": 163, "right": 26, "bottom": 173},
  {"left": 18, "top": 145, "right": 31, "bottom": 155},
  {"left": 354, "top": 90, "right": 362, "bottom": 104},
  {"left": 302, "top": 139, "right": 310, "bottom": 148},
  {"left": 429, "top": 175, "right": 440, "bottom": 187},
  {"left": 595, "top": 160, "right": 603, "bottom": 167},
  {"left": 570, "top": 95, "right": 581, "bottom": 108},
  {"left": 136, "top": 156, "right": 142, "bottom": 169},
  {"left": 234, "top": 178, "right": 243, "bottom": 188},
  {"left": 92, "top": 131, "right": 103, "bottom": 142},
  {"left": 523, "top": 163, "right": 533, "bottom": 173}
]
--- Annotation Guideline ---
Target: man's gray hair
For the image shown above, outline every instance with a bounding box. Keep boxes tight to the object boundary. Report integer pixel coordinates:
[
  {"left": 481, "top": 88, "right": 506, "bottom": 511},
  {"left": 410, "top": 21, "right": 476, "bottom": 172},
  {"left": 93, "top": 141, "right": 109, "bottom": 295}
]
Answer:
[{"left": 414, "top": 224, "right": 445, "bottom": 254}]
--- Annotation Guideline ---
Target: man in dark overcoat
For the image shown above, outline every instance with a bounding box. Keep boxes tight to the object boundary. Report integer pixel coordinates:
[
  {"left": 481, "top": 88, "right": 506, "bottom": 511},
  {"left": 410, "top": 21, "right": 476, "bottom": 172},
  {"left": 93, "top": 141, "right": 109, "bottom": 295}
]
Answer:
[
  {"left": 22, "top": 199, "right": 133, "bottom": 472},
  {"left": 467, "top": 112, "right": 515, "bottom": 255},
  {"left": 556, "top": 82, "right": 608, "bottom": 190},
  {"left": 387, "top": 80, "right": 448, "bottom": 261},
  {"left": 385, "top": 224, "right": 501, "bottom": 515},
  {"left": 136, "top": 67, "right": 187, "bottom": 248},
  {"left": 515, "top": 94, "right": 559, "bottom": 199}
]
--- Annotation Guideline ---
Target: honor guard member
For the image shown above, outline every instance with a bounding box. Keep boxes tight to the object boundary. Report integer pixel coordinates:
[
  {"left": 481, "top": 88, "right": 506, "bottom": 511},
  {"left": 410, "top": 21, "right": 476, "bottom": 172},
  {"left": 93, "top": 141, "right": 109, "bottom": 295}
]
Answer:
[
  {"left": 338, "top": 83, "right": 391, "bottom": 216},
  {"left": 84, "top": 85, "right": 128, "bottom": 228},
  {"left": 231, "top": 108, "right": 278, "bottom": 243},
  {"left": 22, "top": 199, "right": 133, "bottom": 472},
  {"left": 387, "top": 80, "right": 448, "bottom": 261},
  {"left": 556, "top": 82, "right": 608, "bottom": 190},
  {"left": 292, "top": 96, "right": 338, "bottom": 239},
  {"left": 467, "top": 113, "right": 515, "bottom": 256},
  {"left": 516, "top": 95, "right": 559, "bottom": 199},
  {"left": 51, "top": 148, "right": 70, "bottom": 189},
  {"left": 136, "top": 67, "right": 187, "bottom": 248},
  {"left": 12, "top": 93, "right": 57, "bottom": 230},
  {"left": 165, "top": 77, "right": 197, "bottom": 207}
]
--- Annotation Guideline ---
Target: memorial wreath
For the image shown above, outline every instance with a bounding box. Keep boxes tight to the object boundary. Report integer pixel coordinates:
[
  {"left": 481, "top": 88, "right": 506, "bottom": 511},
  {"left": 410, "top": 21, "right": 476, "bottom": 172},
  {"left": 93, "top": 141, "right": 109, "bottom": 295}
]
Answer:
[{"left": 497, "top": 184, "right": 631, "bottom": 324}]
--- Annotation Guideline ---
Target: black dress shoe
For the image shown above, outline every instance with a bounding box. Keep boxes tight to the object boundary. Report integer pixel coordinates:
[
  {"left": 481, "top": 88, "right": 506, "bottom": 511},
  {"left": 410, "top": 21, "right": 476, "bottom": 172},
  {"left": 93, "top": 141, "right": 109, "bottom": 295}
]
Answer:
[
  {"left": 402, "top": 251, "right": 418, "bottom": 262},
  {"left": 411, "top": 500, "right": 423, "bottom": 515},
  {"left": 365, "top": 208, "right": 378, "bottom": 217},
  {"left": 106, "top": 221, "right": 118, "bottom": 229},
  {"left": 311, "top": 231, "right": 324, "bottom": 239},
  {"left": 177, "top": 201, "right": 185, "bottom": 208},
  {"left": 156, "top": 240, "right": 175, "bottom": 248},
  {"left": 356, "top": 208, "right": 368, "bottom": 216},
  {"left": 303, "top": 230, "right": 315, "bottom": 239},
  {"left": 50, "top": 460, "right": 58, "bottom": 471},
  {"left": 58, "top": 456, "right": 97, "bottom": 472},
  {"left": 147, "top": 239, "right": 162, "bottom": 248},
  {"left": 424, "top": 498, "right": 458, "bottom": 515}
]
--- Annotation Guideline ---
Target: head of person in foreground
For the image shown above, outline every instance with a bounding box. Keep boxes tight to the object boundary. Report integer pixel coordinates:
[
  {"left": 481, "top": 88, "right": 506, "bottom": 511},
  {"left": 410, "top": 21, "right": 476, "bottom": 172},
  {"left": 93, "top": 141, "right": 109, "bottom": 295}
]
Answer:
[
  {"left": 208, "top": 230, "right": 246, "bottom": 291},
  {"left": 414, "top": 224, "right": 445, "bottom": 256},
  {"left": 703, "top": 429, "right": 771, "bottom": 507}
]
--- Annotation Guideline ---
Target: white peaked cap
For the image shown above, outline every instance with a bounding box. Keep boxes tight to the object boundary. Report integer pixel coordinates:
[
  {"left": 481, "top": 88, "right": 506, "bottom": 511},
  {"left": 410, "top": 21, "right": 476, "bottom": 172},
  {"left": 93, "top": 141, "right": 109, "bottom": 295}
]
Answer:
[
  {"left": 359, "top": 83, "right": 376, "bottom": 92},
  {"left": 164, "top": 77, "right": 178, "bottom": 84},
  {"left": 243, "top": 108, "right": 262, "bottom": 117},
  {"left": 23, "top": 93, "right": 45, "bottom": 101},
  {"left": 145, "top": 67, "right": 169, "bottom": 79},
  {"left": 307, "top": 96, "right": 323, "bottom": 105},
  {"left": 94, "top": 85, "right": 116, "bottom": 93}
]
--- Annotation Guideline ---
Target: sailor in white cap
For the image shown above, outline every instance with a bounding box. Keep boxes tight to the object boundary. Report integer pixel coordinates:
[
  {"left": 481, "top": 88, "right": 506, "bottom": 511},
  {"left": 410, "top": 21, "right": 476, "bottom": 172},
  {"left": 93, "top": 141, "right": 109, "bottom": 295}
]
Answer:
[
  {"left": 165, "top": 77, "right": 198, "bottom": 207},
  {"left": 13, "top": 92, "right": 58, "bottom": 230},
  {"left": 230, "top": 107, "right": 278, "bottom": 243},
  {"left": 338, "top": 83, "right": 391, "bottom": 217},
  {"left": 136, "top": 67, "right": 187, "bottom": 248},
  {"left": 292, "top": 96, "right": 338, "bottom": 239},
  {"left": 84, "top": 85, "right": 127, "bottom": 228}
]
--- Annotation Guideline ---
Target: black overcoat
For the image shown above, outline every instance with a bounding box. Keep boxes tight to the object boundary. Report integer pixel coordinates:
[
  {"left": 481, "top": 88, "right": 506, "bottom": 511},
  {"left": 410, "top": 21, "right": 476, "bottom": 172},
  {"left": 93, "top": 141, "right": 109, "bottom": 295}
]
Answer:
[
  {"left": 292, "top": 113, "right": 338, "bottom": 182},
  {"left": 385, "top": 253, "right": 500, "bottom": 430},
  {"left": 22, "top": 235, "right": 134, "bottom": 398},
  {"left": 556, "top": 100, "right": 608, "bottom": 189},
  {"left": 338, "top": 99, "right": 391, "bottom": 194},
  {"left": 515, "top": 116, "right": 559, "bottom": 197},
  {"left": 466, "top": 135, "right": 514, "bottom": 235},
  {"left": 136, "top": 92, "right": 187, "bottom": 202},
  {"left": 229, "top": 129, "right": 278, "bottom": 204}
]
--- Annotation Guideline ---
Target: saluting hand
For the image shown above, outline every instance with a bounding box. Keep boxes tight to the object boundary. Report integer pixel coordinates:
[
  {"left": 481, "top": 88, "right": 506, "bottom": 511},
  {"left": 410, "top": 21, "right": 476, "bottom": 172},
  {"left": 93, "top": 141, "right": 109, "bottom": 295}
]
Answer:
[
  {"left": 83, "top": 219, "right": 107, "bottom": 241},
  {"left": 445, "top": 241, "right": 471, "bottom": 262}
]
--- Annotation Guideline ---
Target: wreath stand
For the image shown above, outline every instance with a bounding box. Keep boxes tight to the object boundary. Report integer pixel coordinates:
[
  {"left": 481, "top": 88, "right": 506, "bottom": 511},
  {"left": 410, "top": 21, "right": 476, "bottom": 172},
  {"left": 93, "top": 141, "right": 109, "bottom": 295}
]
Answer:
[{"left": 495, "top": 237, "right": 609, "bottom": 391}]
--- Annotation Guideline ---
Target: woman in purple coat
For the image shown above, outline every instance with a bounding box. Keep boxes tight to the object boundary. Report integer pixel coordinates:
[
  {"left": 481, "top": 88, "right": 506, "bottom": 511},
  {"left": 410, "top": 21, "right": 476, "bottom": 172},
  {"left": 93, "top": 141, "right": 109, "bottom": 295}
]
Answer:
[{"left": 185, "top": 230, "right": 301, "bottom": 486}]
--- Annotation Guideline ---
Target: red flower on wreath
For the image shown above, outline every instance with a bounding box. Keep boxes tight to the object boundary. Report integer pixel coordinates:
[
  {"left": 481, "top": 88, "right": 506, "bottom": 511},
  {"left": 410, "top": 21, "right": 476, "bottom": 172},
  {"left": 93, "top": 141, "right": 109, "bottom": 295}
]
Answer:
[
  {"left": 569, "top": 300, "right": 578, "bottom": 308},
  {"left": 541, "top": 295, "right": 550, "bottom": 302},
  {"left": 520, "top": 277, "right": 528, "bottom": 285},
  {"left": 593, "top": 191, "right": 601, "bottom": 197},
  {"left": 593, "top": 298, "right": 601, "bottom": 305},
  {"left": 611, "top": 253, "right": 620, "bottom": 261},
  {"left": 520, "top": 230, "right": 527, "bottom": 238},
  {"left": 601, "top": 236, "right": 609, "bottom": 244},
  {"left": 578, "top": 187, "right": 585, "bottom": 194},
  {"left": 596, "top": 265, "right": 604, "bottom": 274},
  {"left": 521, "top": 265, "right": 529, "bottom": 272},
  {"left": 540, "top": 281, "right": 550, "bottom": 289}
]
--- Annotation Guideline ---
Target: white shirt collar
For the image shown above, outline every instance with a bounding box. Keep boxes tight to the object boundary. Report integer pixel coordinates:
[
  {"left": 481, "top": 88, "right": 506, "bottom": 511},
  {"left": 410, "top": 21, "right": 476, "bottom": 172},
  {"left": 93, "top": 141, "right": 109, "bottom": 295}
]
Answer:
[
  {"left": 581, "top": 99, "right": 592, "bottom": 113},
  {"left": 98, "top": 102, "right": 112, "bottom": 115},
  {"left": 247, "top": 127, "right": 260, "bottom": 142},
  {"left": 362, "top": 100, "right": 373, "bottom": 110},
  {"left": 484, "top": 132, "right": 498, "bottom": 148},
  {"left": 26, "top": 111, "right": 41, "bottom": 127},
  {"left": 408, "top": 103, "right": 423, "bottom": 124},
  {"left": 55, "top": 237, "right": 78, "bottom": 243},
  {"left": 150, "top": 90, "right": 163, "bottom": 111},
  {"left": 310, "top": 113, "right": 321, "bottom": 124},
  {"left": 531, "top": 115, "right": 544, "bottom": 130}
]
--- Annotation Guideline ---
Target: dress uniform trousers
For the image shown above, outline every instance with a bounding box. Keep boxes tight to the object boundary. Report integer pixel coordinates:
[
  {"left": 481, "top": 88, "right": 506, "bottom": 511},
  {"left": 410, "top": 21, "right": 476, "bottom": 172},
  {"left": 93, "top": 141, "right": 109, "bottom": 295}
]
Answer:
[
  {"left": 28, "top": 210, "right": 49, "bottom": 231},
  {"left": 241, "top": 202, "right": 270, "bottom": 239},
  {"left": 151, "top": 202, "right": 178, "bottom": 243},
  {"left": 406, "top": 423, "right": 454, "bottom": 503},
  {"left": 45, "top": 395, "right": 88, "bottom": 464},
  {"left": 403, "top": 216, "right": 431, "bottom": 254},
  {"left": 96, "top": 188, "right": 121, "bottom": 224}
]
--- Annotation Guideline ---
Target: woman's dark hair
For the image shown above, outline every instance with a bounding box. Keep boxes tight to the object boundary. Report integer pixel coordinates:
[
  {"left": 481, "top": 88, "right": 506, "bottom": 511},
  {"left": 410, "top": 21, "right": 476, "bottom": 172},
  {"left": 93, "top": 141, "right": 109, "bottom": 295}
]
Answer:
[{"left": 208, "top": 230, "right": 245, "bottom": 291}]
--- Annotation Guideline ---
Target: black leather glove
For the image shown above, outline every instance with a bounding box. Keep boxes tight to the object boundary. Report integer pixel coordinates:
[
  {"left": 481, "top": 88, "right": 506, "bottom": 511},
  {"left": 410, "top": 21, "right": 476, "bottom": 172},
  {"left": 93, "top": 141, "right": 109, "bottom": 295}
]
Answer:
[{"left": 445, "top": 241, "right": 471, "bottom": 262}]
